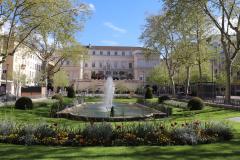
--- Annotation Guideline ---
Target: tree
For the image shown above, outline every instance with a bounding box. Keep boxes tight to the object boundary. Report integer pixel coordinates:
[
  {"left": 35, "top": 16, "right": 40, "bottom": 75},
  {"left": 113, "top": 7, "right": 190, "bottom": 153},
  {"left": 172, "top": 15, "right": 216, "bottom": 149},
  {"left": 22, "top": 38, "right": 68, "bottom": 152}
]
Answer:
[
  {"left": 147, "top": 64, "right": 169, "bottom": 85},
  {"left": 0, "top": 0, "right": 89, "bottom": 64},
  {"left": 198, "top": 0, "right": 240, "bottom": 103},
  {"left": 164, "top": 0, "right": 213, "bottom": 82},
  {"left": 48, "top": 43, "right": 89, "bottom": 77},
  {"left": 53, "top": 70, "right": 69, "bottom": 89},
  {"left": 140, "top": 14, "right": 180, "bottom": 96},
  {"left": 174, "top": 40, "right": 197, "bottom": 95},
  {"left": 24, "top": 0, "right": 90, "bottom": 93}
]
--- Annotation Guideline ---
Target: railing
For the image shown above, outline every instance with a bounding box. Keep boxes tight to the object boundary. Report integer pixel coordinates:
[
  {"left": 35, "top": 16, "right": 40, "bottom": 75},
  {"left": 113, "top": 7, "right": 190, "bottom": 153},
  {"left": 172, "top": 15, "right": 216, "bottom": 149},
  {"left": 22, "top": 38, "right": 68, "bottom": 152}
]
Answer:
[
  {"left": 174, "top": 94, "right": 240, "bottom": 107},
  {"left": 204, "top": 97, "right": 240, "bottom": 106}
]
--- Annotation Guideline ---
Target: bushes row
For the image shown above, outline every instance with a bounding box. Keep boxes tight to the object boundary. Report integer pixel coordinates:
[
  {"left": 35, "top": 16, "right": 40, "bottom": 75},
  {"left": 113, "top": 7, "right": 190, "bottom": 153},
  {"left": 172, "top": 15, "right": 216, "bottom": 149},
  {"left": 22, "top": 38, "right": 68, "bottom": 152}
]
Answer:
[
  {"left": 158, "top": 95, "right": 170, "bottom": 104},
  {"left": 159, "top": 97, "right": 205, "bottom": 111},
  {"left": 0, "top": 120, "right": 233, "bottom": 146}
]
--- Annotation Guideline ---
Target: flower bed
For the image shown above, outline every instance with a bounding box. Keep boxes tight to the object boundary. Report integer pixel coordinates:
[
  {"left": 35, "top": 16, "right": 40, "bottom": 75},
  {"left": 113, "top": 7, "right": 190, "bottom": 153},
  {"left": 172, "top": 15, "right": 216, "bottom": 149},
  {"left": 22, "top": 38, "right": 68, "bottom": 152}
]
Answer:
[{"left": 0, "top": 120, "right": 233, "bottom": 146}]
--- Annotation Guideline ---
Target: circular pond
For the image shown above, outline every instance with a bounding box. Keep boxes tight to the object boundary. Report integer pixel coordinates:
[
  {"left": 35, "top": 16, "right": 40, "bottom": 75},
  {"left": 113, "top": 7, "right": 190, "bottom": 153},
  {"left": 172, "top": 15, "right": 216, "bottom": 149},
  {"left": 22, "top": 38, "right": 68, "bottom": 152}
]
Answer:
[{"left": 57, "top": 102, "right": 166, "bottom": 122}]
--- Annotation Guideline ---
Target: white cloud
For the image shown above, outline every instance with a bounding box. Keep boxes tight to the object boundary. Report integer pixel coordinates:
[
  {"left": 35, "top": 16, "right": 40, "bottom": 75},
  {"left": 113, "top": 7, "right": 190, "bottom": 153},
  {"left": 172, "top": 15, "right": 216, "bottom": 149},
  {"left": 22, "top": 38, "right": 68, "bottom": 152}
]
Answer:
[
  {"left": 104, "top": 22, "right": 127, "bottom": 34},
  {"left": 100, "top": 40, "right": 119, "bottom": 46},
  {"left": 208, "top": 17, "right": 238, "bottom": 36},
  {"left": 0, "top": 20, "right": 10, "bottom": 34},
  {"left": 88, "top": 3, "right": 95, "bottom": 11}
]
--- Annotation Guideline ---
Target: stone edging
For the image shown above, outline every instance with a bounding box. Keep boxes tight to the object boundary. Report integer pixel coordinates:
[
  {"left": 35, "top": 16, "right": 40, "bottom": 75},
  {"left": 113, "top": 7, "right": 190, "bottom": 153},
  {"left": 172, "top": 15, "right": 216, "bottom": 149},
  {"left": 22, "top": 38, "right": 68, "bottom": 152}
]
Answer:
[
  {"left": 172, "top": 98, "right": 240, "bottom": 111},
  {"left": 57, "top": 103, "right": 166, "bottom": 122}
]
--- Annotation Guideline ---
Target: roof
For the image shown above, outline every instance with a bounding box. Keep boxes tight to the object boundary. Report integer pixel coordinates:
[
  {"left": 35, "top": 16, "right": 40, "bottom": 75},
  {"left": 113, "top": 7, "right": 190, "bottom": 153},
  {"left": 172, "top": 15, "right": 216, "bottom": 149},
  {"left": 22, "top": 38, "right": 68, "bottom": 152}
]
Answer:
[{"left": 86, "top": 45, "right": 143, "bottom": 51}]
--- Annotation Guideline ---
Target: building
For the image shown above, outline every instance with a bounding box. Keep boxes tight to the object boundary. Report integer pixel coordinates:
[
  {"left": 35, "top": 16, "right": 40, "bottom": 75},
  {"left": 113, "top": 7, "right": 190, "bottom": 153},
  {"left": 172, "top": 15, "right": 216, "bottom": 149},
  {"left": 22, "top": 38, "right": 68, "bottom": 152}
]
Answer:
[
  {"left": 62, "top": 45, "right": 160, "bottom": 92},
  {"left": 210, "top": 36, "right": 240, "bottom": 96},
  {"left": 1, "top": 44, "right": 42, "bottom": 95}
]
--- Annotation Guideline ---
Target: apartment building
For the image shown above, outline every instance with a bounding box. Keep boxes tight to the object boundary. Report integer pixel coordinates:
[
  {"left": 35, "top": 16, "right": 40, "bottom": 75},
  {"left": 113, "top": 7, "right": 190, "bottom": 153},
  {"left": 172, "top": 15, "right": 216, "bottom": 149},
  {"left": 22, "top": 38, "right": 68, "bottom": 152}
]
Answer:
[
  {"left": 62, "top": 45, "right": 160, "bottom": 92},
  {"left": 1, "top": 44, "right": 42, "bottom": 95}
]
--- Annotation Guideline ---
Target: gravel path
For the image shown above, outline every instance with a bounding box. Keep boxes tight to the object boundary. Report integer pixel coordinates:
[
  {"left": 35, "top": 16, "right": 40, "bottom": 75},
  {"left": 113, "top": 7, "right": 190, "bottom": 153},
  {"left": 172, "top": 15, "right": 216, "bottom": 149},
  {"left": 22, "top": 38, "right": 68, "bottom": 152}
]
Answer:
[{"left": 228, "top": 117, "right": 240, "bottom": 122}]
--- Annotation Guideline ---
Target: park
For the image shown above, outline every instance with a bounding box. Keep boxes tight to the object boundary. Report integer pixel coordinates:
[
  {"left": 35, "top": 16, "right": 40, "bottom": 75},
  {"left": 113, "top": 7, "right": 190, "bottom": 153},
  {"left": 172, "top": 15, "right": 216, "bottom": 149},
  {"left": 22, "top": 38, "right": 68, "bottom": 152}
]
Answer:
[{"left": 0, "top": 0, "right": 240, "bottom": 160}]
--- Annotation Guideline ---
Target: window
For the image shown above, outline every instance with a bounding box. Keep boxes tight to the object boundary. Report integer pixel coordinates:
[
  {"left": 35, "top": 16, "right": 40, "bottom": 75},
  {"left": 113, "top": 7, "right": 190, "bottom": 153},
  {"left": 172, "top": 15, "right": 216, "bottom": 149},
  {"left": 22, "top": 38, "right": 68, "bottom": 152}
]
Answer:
[
  {"left": 129, "top": 63, "right": 132, "bottom": 69},
  {"left": 99, "top": 62, "right": 102, "bottom": 68},
  {"left": 122, "top": 51, "right": 125, "bottom": 56},
  {"left": 66, "top": 61, "right": 70, "bottom": 65},
  {"left": 107, "top": 63, "right": 111, "bottom": 69},
  {"left": 114, "top": 51, "right": 118, "bottom": 56},
  {"left": 100, "top": 51, "right": 103, "bottom": 55},
  {"left": 92, "top": 51, "right": 95, "bottom": 55},
  {"left": 85, "top": 63, "right": 88, "bottom": 67},
  {"left": 237, "top": 71, "right": 240, "bottom": 80},
  {"left": 92, "top": 62, "right": 95, "bottom": 68},
  {"left": 107, "top": 51, "right": 110, "bottom": 56},
  {"left": 114, "top": 62, "right": 118, "bottom": 68},
  {"left": 129, "top": 51, "right": 132, "bottom": 56}
]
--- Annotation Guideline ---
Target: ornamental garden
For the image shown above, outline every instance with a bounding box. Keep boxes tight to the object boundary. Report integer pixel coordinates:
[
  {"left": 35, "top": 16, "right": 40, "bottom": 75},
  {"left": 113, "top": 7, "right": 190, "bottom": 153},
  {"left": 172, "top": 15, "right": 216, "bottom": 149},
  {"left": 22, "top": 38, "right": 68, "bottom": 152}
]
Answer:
[{"left": 0, "top": 0, "right": 240, "bottom": 159}]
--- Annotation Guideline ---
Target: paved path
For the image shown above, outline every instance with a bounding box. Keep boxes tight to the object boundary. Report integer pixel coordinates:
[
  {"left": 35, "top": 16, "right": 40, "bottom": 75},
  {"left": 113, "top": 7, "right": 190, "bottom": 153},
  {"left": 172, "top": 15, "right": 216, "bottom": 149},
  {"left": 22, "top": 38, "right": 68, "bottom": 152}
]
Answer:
[
  {"left": 0, "top": 97, "right": 50, "bottom": 107},
  {"left": 228, "top": 117, "right": 240, "bottom": 122},
  {"left": 216, "top": 96, "right": 240, "bottom": 100}
]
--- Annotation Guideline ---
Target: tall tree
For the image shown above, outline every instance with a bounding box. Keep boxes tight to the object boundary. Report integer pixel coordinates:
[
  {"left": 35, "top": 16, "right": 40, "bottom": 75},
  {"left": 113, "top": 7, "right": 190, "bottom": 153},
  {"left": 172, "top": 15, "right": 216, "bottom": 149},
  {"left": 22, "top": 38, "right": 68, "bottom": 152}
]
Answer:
[
  {"left": 164, "top": 0, "right": 213, "bottom": 82},
  {"left": 140, "top": 14, "right": 180, "bottom": 96},
  {"left": 147, "top": 64, "right": 169, "bottom": 85},
  {"left": 53, "top": 70, "right": 69, "bottom": 89},
  {"left": 198, "top": 0, "right": 240, "bottom": 103},
  {"left": 24, "top": 1, "right": 90, "bottom": 94},
  {"left": 0, "top": 0, "right": 88, "bottom": 63}
]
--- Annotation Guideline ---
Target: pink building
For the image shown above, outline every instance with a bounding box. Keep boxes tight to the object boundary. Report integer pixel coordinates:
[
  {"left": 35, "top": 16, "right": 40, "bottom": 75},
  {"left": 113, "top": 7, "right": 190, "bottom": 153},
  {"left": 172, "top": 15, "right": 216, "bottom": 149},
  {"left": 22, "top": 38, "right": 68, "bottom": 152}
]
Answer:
[{"left": 62, "top": 46, "right": 160, "bottom": 92}]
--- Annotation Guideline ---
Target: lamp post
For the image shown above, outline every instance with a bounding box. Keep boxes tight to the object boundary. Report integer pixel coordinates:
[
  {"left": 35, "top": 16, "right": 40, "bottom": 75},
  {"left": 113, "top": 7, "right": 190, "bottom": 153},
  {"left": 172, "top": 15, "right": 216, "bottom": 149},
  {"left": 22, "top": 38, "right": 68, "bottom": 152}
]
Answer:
[
  {"left": 210, "top": 59, "right": 214, "bottom": 102},
  {"left": 142, "top": 71, "right": 145, "bottom": 95},
  {"left": 5, "top": 64, "right": 9, "bottom": 102}
]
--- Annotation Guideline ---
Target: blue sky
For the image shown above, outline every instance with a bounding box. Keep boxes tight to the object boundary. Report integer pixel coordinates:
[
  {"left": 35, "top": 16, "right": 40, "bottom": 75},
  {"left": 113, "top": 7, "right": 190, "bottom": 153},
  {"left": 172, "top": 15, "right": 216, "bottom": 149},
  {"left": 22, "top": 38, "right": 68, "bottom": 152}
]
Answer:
[{"left": 76, "top": 0, "right": 163, "bottom": 47}]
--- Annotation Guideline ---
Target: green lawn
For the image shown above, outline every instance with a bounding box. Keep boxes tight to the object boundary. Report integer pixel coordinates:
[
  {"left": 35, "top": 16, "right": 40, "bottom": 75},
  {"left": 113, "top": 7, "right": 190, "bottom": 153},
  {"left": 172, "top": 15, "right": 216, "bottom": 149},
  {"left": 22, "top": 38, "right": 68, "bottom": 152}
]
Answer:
[
  {"left": 0, "top": 139, "right": 240, "bottom": 160},
  {"left": 0, "top": 97, "right": 240, "bottom": 160}
]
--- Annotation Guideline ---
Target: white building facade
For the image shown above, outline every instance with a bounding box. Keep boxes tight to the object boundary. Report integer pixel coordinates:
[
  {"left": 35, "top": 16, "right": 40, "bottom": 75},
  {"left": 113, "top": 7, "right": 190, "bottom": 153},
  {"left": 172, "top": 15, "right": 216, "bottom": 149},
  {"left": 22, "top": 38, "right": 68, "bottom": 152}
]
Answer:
[{"left": 1, "top": 44, "right": 42, "bottom": 95}]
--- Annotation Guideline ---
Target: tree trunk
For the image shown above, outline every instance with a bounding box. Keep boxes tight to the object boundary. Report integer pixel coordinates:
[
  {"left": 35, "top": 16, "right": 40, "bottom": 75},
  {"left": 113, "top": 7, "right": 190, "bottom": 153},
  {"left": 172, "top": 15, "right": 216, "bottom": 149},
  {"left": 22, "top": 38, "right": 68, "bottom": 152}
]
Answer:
[
  {"left": 225, "top": 60, "right": 231, "bottom": 104},
  {"left": 198, "top": 60, "right": 202, "bottom": 81},
  {"left": 170, "top": 76, "right": 176, "bottom": 97},
  {"left": 185, "top": 66, "right": 190, "bottom": 96},
  {"left": 42, "top": 60, "right": 48, "bottom": 97},
  {"left": 196, "top": 21, "right": 202, "bottom": 82}
]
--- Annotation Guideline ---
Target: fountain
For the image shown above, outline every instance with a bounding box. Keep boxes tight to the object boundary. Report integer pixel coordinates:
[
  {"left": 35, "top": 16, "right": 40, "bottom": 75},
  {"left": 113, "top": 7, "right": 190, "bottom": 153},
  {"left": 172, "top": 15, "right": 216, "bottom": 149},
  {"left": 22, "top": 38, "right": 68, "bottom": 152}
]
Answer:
[
  {"left": 57, "top": 76, "right": 166, "bottom": 121},
  {"left": 101, "top": 76, "right": 115, "bottom": 112}
]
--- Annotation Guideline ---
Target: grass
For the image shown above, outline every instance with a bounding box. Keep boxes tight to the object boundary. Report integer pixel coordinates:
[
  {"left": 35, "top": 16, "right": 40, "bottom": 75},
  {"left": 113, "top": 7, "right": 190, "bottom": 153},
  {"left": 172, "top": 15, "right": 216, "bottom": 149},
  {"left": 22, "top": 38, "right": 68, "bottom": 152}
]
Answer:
[
  {"left": 0, "top": 97, "right": 240, "bottom": 159},
  {"left": 0, "top": 140, "right": 240, "bottom": 160}
]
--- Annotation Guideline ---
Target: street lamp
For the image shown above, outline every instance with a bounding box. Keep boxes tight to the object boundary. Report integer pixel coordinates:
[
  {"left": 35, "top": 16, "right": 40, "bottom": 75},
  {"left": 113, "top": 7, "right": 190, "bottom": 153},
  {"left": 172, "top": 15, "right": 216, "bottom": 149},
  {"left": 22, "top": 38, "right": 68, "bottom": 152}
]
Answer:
[
  {"left": 5, "top": 64, "right": 9, "bottom": 102},
  {"left": 210, "top": 58, "right": 215, "bottom": 102}
]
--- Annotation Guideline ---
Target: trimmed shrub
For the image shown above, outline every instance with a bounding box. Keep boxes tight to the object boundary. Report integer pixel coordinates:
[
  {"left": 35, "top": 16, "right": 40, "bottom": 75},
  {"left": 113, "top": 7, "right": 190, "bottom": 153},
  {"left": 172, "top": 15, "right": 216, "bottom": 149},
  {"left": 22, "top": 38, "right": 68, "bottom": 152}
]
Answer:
[
  {"left": 67, "top": 86, "right": 75, "bottom": 98},
  {"left": 110, "top": 107, "right": 115, "bottom": 117},
  {"left": 49, "top": 101, "right": 65, "bottom": 117},
  {"left": 145, "top": 87, "right": 153, "bottom": 99},
  {"left": 136, "top": 98, "right": 145, "bottom": 104},
  {"left": 187, "top": 97, "right": 205, "bottom": 110},
  {"left": 158, "top": 105, "right": 172, "bottom": 116},
  {"left": 158, "top": 95, "right": 170, "bottom": 104},
  {"left": 15, "top": 97, "right": 33, "bottom": 110},
  {"left": 52, "top": 94, "right": 63, "bottom": 107}
]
